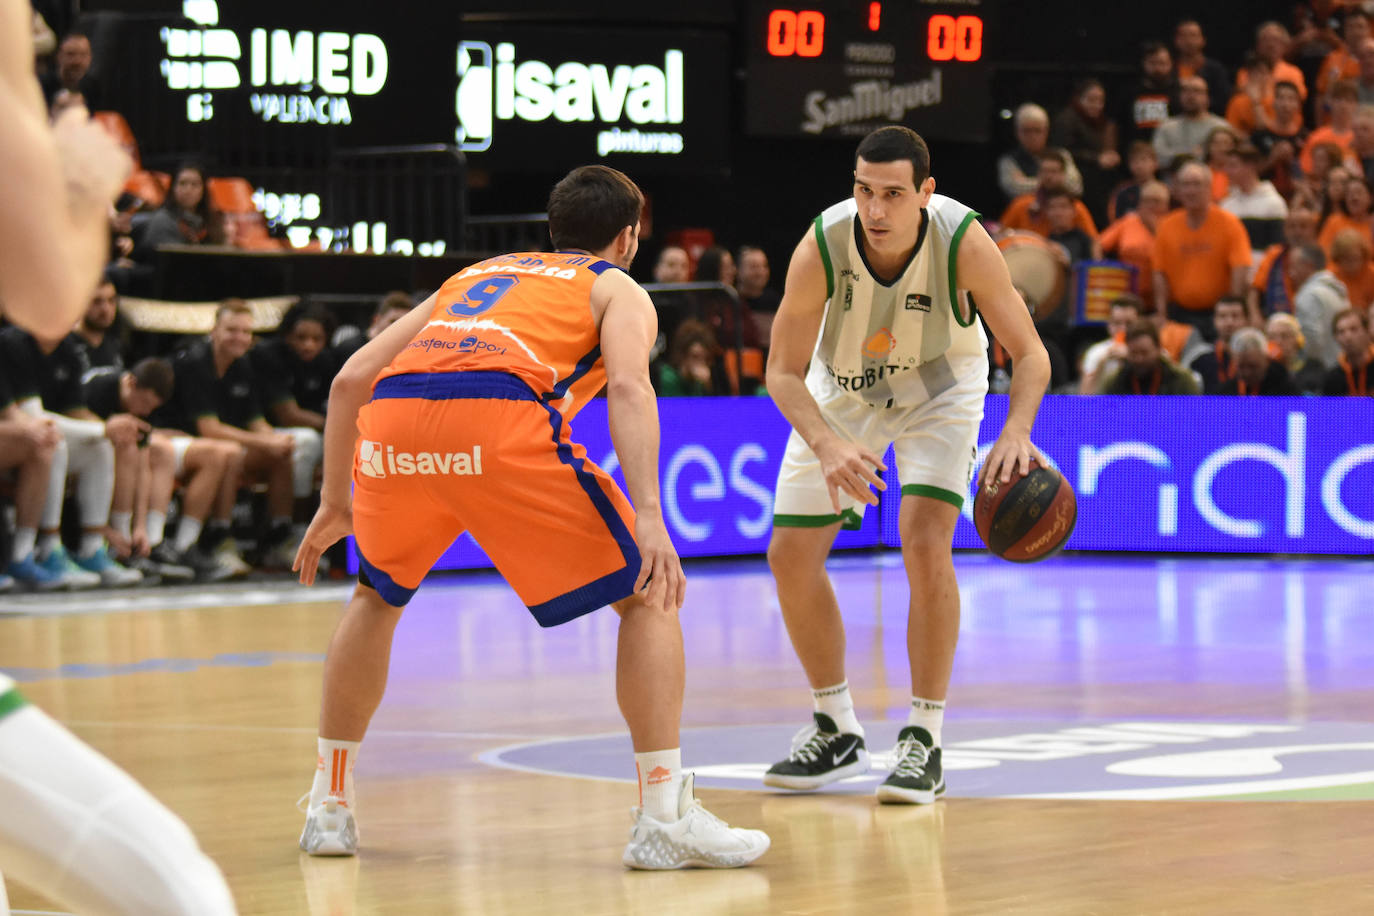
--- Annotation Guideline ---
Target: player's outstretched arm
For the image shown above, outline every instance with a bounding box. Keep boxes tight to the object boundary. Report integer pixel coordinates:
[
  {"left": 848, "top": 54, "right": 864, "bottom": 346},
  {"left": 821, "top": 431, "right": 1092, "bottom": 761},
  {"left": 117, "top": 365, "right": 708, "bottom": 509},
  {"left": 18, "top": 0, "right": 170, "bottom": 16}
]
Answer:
[
  {"left": 294, "top": 296, "right": 434, "bottom": 583},
  {"left": 596, "top": 268, "right": 685, "bottom": 612},
  {"left": 0, "top": 0, "right": 130, "bottom": 339},
  {"left": 959, "top": 219, "right": 1050, "bottom": 485},
  {"left": 766, "top": 231, "right": 886, "bottom": 513}
]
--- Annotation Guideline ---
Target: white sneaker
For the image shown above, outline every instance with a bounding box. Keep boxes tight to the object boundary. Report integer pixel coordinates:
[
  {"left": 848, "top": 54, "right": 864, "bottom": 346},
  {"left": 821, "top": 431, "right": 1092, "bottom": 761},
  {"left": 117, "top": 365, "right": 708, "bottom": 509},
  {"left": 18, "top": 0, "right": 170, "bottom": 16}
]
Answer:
[
  {"left": 622, "top": 773, "right": 770, "bottom": 869},
  {"left": 299, "top": 795, "right": 358, "bottom": 856}
]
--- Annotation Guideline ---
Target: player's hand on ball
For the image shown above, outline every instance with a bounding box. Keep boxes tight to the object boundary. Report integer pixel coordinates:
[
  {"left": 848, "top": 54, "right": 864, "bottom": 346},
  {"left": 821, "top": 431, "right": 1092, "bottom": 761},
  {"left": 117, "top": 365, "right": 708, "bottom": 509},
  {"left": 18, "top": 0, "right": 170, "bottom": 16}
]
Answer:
[
  {"left": 634, "top": 513, "right": 685, "bottom": 612},
  {"left": 294, "top": 501, "right": 353, "bottom": 585},
  {"left": 980, "top": 430, "right": 1036, "bottom": 487},
  {"left": 815, "top": 437, "right": 887, "bottom": 513}
]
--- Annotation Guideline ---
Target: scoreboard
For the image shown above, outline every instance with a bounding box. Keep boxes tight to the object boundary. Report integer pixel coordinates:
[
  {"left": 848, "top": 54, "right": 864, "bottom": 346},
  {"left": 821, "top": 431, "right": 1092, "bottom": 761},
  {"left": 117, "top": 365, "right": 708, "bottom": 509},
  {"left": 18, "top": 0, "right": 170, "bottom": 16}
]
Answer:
[{"left": 744, "top": 0, "right": 994, "bottom": 142}]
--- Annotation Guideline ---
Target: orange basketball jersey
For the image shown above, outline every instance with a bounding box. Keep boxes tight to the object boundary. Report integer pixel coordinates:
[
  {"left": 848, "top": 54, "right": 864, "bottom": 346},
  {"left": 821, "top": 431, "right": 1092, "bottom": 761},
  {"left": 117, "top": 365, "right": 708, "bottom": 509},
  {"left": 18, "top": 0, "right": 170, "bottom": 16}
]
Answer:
[{"left": 379, "top": 251, "right": 618, "bottom": 419}]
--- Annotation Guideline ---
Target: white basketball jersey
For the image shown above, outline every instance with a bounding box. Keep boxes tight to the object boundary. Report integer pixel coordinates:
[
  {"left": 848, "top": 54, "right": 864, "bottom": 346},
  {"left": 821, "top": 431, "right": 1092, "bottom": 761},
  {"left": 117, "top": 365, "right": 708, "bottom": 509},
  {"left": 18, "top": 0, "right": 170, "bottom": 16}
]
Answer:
[{"left": 807, "top": 194, "right": 989, "bottom": 408}]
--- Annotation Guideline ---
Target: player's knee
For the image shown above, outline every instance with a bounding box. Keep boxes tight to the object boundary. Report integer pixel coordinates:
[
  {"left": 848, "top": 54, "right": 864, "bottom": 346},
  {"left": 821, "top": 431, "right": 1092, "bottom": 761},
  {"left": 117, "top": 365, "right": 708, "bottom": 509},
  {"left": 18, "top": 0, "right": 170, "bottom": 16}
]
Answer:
[{"left": 900, "top": 526, "right": 954, "bottom": 564}]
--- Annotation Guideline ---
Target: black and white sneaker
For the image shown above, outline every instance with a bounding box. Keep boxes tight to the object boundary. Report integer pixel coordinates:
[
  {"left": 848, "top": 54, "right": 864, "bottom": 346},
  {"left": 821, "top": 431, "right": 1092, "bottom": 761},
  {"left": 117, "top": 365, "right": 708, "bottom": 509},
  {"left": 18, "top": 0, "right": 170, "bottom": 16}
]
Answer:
[
  {"left": 763, "top": 712, "right": 870, "bottom": 790},
  {"left": 876, "top": 726, "right": 944, "bottom": 804},
  {"left": 141, "top": 543, "right": 197, "bottom": 584}
]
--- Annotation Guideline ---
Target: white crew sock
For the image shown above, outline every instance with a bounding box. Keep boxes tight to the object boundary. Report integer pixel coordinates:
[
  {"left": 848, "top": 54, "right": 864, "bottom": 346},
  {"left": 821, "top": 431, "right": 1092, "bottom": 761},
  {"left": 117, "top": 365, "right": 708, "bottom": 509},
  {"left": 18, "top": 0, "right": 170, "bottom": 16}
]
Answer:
[
  {"left": 907, "top": 696, "right": 945, "bottom": 747},
  {"left": 78, "top": 531, "right": 104, "bottom": 558},
  {"left": 109, "top": 511, "right": 132, "bottom": 542},
  {"left": 310, "top": 738, "right": 360, "bottom": 808},
  {"left": 11, "top": 528, "right": 36, "bottom": 564},
  {"left": 146, "top": 510, "right": 167, "bottom": 547},
  {"left": 36, "top": 531, "right": 58, "bottom": 560},
  {"left": 173, "top": 517, "right": 204, "bottom": 554},
  {"left": 634, "top": 748, "right": 682, "bottom": 822},
  {"left": 813, "top": 681, "right": 864, "bottom": 737}
]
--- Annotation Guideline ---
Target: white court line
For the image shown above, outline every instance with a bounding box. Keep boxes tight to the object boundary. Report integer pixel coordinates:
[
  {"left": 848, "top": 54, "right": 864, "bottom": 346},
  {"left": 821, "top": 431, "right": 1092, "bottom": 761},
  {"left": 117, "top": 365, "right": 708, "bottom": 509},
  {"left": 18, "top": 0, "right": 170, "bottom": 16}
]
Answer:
[
  {"left": 0, "top": 582, "right": 355, "bottom": 616},
  {"left": 12, "top": 910, "right": 76, "bottom": 915},
  {"left": 62, "top": 720, "right": 552, "bottom": 741},
  {"left": 1010, "top": 769, "right": 1374, "bottom": 800}
]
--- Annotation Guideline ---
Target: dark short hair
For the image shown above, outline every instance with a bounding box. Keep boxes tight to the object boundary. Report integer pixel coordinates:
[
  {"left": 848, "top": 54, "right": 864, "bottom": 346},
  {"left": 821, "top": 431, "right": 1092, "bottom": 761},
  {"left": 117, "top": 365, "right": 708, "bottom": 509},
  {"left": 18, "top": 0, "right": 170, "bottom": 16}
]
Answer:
[
  {"left": 1109, "top": 293, "right": 1143, "bottom": 313},
  {"left": 280, "top": 301, "right": 335, "bottom": 338},
  {"left": 128, "top": 358, "right": 174, "bottom": 401},
  {"left": 1332, "top": 78, "right": 1360, "bottom": 102},
  {"left": 1127, "top": 140, "right": 1157, "bottom": 160},
  {"left": 1294, "top": 242, "right": 1327, "bottom": 269},
  {"left": 376, "top": 291, "right": 413, "bottom": 319},
  {"left": 1041, "top": 188, "right": 1076, "bottom": 206},
  {"left": 1232, "top": 143, "right": 1264, "bottom": 166},
  {"left": 1125, "top": 319, "right": 1160, "bottom": 346},
  {"left": 1215, "top": 296, "right": 1247, "bottom": 313},
  {"left": 855, "top": 126, "right": 931, "bottom": 186},
  {"left": 1334, "top": 307, "right": 1370, "bottom": 334},
  {"left": 214, "top": 298, "right": 253, "bottom": 326},
  {"left": 1141, "top": 41, "right": 1169, "bottom": 60},
  {"left": 1038, "top": 147, "right": 1070, "bottom": 168},
  {"left": 1273, "top": 80, "right": 1301, "bottom": 99},
  {"left": 547, "top": 165, "right": 644, "bottom": 252}
]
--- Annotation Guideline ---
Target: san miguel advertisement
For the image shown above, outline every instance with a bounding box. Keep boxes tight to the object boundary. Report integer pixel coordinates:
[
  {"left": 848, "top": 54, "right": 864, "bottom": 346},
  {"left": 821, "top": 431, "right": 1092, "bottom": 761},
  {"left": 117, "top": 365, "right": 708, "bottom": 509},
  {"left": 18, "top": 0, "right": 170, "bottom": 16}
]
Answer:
[{"left": 349, "top": 395, "right": 1374, "bottom": 575}]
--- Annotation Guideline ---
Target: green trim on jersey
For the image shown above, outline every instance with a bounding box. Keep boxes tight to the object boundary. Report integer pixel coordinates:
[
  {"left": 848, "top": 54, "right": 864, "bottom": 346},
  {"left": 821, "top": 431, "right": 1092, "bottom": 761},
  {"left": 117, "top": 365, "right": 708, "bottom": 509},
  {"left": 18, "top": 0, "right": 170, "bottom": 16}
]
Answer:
[
  {"left": 774, "top": 508, "right": 864, "bottom": 530},
  {"left": 813, "top": 215, "right": 835, "bottom": 300},
  {"left": 947, "top": 211, "right": 981, "bottom": 328},
  {"left": 901, "top": 483, "right": 964, "bottom": 509},
  {"left": 0, "top": 687, "right": 28, "bottom": 721}
]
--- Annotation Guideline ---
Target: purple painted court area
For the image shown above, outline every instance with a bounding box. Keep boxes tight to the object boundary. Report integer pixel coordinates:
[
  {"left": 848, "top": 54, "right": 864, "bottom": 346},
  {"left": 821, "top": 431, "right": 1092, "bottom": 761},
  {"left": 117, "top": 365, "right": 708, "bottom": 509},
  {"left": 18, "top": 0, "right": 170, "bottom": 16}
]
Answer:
[{"left": 391, "top": 552, "right": 1373, "bottom": 800}]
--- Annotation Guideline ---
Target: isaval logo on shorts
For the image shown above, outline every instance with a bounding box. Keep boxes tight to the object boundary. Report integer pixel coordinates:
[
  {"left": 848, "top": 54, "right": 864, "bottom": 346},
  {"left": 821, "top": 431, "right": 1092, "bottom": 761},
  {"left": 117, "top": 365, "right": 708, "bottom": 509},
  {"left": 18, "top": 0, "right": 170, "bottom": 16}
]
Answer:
[{"left": 357, "top": 440, "right": 484, "bottom": 478}]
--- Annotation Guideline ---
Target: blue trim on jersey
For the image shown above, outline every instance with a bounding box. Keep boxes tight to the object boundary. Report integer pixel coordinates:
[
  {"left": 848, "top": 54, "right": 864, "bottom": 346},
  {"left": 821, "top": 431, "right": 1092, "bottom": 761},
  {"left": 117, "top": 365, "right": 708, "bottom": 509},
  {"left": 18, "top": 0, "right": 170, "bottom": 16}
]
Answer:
[
  {"left": 548, "top": 346, "right": 602, "bottom": 400},
  {"left": 373, "top": 371, "right": 536, "bottom": 402},
  {"left": 526, "top": 400, "right": 640, "bottom": 627},
  {"left": 587, "top": 259, "right": 619, "bottom": 275},
  {"left": 356, "top": 548, "right": 417, "bottom": 608}
]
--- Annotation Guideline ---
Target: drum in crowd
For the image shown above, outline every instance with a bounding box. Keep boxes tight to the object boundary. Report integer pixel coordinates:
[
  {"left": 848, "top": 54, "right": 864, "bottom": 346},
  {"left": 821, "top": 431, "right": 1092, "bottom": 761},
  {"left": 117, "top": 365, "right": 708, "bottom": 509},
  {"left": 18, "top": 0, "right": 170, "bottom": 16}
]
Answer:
[{"left": 996, "top": 231, "right": 1067, "bottom": 323}]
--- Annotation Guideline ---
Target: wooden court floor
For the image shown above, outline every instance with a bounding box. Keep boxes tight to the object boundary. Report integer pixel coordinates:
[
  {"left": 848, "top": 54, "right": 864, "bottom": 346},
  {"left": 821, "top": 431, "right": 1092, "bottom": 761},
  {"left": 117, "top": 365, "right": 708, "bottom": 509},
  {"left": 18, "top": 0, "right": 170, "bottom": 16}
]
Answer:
[{"left": 2, "top": 554, "right": 1373, "bottom": 915}]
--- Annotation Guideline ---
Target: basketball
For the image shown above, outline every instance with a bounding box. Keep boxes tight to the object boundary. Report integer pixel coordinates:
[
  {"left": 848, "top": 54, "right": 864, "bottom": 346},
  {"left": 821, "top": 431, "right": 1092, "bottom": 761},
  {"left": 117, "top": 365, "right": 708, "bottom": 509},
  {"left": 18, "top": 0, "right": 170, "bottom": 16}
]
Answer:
[{"left": 973, "top": 457, "right": 1077, "bottom": 563}]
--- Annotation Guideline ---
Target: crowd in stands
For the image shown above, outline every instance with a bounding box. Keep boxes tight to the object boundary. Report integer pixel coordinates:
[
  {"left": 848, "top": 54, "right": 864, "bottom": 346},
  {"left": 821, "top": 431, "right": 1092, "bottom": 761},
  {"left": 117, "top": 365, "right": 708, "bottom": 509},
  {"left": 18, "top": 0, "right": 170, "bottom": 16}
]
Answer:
[
  {"left": 986, "top": 13, "right": 1374, "bottom": 400},
  {"left": 7, "top": 8, "right": 1374, "bottom": 594}
]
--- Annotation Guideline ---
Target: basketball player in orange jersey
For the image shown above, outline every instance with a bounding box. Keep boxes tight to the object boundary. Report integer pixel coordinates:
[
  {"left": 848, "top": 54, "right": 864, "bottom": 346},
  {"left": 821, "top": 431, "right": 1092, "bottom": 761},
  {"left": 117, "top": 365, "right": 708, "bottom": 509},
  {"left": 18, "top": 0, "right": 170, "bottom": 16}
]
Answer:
[
  {"left": 0, "top": 2, "right": 239, "bottom": 912},
  {"left": 292, "top": 165, "right": 770, "bottom": 869},
  {"left": 762, "top": 127, "right": 1050, "bottom": 803}
]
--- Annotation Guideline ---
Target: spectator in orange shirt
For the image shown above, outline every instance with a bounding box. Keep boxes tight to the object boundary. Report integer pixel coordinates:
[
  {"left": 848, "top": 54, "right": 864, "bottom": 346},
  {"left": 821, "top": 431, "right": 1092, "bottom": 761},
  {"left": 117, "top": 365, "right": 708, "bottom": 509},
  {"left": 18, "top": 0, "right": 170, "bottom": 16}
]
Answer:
[
  {"left": 1329, "top": 226, "right": 1374, "bottom": 310},
  {"left": 1301, "top": 79, "right": 1358, "bottom": 175},
  {"left": 1249, "top": 207, "right": 1321, "bottom": 322},
  {"left": 1227, "top": 54, "right": 1274, "bottom": 137},
  {"left": 1000, "top": 149, "right": 1099, "bottom": 239},
  {"left": 1100, "top": 180, "right": 1170, "bottom": 304},
  {"left": 1349, "top": 103, "right": 1374, "bottom": 176},
  {"left": 1317, "top": 175, "right": 1374, "bottom": 254},
  {"left": 1356, "top": 37, "right": 1374, "bottom": 104},
  {"left": 1236, "top": 22, "right": 1309, "bottom": 117},
  {"left": 1152, "top": 161, "right": 1253, "bottom": 339},
  {"left": 1315, "top": 11, "right": 1368, "bottom": 114}
]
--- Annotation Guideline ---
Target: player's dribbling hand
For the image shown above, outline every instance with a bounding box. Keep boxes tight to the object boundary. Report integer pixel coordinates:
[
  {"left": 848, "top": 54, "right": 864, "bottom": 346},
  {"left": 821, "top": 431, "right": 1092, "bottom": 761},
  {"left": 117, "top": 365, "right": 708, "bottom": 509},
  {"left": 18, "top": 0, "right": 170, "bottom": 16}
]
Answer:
[
  {"left": 633, "top": 514, "right": 686, "bottom": 612},
  {"left": 293, "top": 501, "right": 352, "bottom": 586},
  {"left": 980, "top": 430, "right": 1037, "bottom": 487},
  {"left": 814, "top": 437, "right": 886, "bottom": 514}
]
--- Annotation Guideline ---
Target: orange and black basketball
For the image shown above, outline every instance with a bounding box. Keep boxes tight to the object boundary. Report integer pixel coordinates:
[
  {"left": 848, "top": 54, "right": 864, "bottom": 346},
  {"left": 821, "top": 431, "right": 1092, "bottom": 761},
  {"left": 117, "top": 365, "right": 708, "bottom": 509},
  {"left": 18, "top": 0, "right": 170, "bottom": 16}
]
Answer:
[{"left": 973, "top": 458, "right": 1077, "bottom": 563}]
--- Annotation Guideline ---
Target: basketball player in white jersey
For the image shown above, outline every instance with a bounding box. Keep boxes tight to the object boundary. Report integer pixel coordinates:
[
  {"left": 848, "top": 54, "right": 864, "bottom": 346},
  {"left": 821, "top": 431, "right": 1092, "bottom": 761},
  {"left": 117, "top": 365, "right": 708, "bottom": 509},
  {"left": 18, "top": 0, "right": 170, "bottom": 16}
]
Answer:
[
  {"left": 0, "top": 1, "right": 238, "bottom": 911},
  {"left": 762, "top": 126, "right": 1051, "bottom": 802}
]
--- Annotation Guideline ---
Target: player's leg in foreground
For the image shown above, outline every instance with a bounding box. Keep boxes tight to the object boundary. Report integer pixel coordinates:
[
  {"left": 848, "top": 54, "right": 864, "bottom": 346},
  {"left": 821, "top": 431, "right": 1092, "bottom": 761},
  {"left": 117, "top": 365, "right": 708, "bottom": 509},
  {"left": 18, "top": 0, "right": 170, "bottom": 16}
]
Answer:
[
  {"left": 762, "top": 520, "right": 872, "bottom": 790},
  {"left": 0, "top": 676, "right": 237, "bottom": 915},
  {"left": 873, "top": 494, "right": 961, "bottom": 804},
  {"left": 615, "top": 589, "right": 770, "bottom": 869}
]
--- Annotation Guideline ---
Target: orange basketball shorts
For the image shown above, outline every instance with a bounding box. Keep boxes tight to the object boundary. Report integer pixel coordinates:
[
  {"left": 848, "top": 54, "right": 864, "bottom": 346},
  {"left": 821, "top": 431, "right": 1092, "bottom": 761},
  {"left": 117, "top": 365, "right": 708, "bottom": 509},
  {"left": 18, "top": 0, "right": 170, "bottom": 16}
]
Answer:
[{"left": 351, "top": 371, "right": 641, "bottom": 626}]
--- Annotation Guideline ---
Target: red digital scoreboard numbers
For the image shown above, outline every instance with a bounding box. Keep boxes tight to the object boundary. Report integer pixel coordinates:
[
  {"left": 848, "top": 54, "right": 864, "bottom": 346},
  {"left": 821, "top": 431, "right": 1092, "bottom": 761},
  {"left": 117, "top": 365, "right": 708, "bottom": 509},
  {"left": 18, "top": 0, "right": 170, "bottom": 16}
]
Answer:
[
  {"left": 746, "top": 1, "right": 994, "bottom": 143},
  {"left": 764, "top": 6, "right": 985, "bottom": 63}
]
